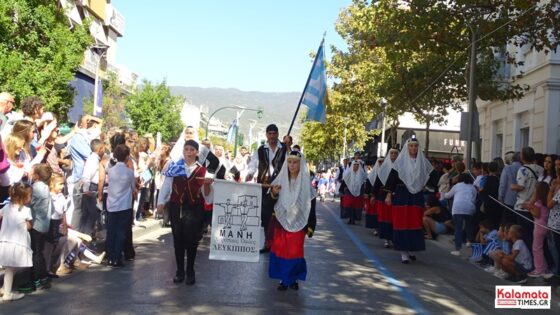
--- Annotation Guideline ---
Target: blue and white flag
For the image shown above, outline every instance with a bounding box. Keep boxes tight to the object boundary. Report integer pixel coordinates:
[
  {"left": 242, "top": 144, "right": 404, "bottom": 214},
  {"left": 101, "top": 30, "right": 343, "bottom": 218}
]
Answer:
[
  {"left": 226, "top": 119, "right": 238, "bottom": 144},
  {"left": 301, "top": 41, "right": 328, "bottom": 123}
]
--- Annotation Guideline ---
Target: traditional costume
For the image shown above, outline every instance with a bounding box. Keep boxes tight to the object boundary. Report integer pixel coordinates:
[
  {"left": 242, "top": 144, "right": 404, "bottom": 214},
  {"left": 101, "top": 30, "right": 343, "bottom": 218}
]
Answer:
[
  {"left": 375, "top": 150, "right": 398, "bottom": 248},
  {"left": 268, "top": 151, "right": 316, "bottom": 290},
  {"left": 385, "top": 139, "right": 433, "bottom": 263},
  {"left": 342, "top": 160, "right": 367, "bottom": 224},
  {"left": 246, "top": 124, "right": 288, "bottom": 252},
  {"left": 157, "top": 140, "right": 212, "bottom": 285},
  {"left": 365, "top": 159, "right": 382, "bottom": 230}
]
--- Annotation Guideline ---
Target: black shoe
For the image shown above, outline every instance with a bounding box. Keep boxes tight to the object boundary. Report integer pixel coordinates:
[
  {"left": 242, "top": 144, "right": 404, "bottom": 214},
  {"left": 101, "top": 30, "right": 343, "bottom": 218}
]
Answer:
[
  {"left": 384, "top": 241, "right": 391, "bottom": 249},
  {"left": 401, "top": 259, "right": 409, "bottom": 264},
  {"left": 259, "top": 247, "right": 270, "bottom": 254},
  {"left": 17, "top": 281, "right": 36, "bottom": 293},
  {"left": 185, "top": 273, "right": 196, "bottom": 285},
  {"left": 35, "top": 278, "right": 51, "bottom": 290},
  {"left": 111, "top": 261, "right": 124, "bottom": 268},
  {"left": 277, "top": 283, "right": 288, "bottom": 291},
  {"left": 47, "top": 272, "right": 59, "bottom": 279},
  {"left": 409, "top": 255, "right": 416, "bottom": 261},
  {"left": 173, "top": 275, "right": 185, "bottom": 283},
  {"left": 289, "top": 282, "right": 299, "bottom": 290}
]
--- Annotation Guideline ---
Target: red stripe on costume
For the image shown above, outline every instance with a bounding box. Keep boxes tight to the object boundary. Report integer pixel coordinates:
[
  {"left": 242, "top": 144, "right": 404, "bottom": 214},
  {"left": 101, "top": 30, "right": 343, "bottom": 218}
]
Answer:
[
  {"left": 345, "top": 195, "right": 364, "bottom": 209},
  {"left": 270, "top": 219, "right": 306, "bottom": 260},
  {"left": 391, "top": 205, "right": 423, "bottom": 230},
  {"left": 377, "top": 201, "right": 392, "bottom": 223},
  {"left": 340, "top": 195, "right": 350, "bottom": 207},
  {"left": 364, "top": 198, "right": 377, "bottom": 215}
]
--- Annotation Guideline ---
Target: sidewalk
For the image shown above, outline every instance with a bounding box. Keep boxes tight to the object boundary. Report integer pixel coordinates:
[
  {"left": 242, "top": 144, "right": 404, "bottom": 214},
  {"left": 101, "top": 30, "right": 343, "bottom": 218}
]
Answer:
[{"left": 0, "top": 217, "right": 163, "bottom": 287}]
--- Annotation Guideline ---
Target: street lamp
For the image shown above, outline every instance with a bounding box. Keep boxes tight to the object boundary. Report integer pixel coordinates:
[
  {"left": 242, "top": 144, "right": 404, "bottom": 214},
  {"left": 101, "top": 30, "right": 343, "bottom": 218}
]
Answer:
[
  {"left": 91, "top": 44, "right": 109, "bottom": 117},
  {"left": 204, "top": 105, "right": 263, "bottom": 139}
]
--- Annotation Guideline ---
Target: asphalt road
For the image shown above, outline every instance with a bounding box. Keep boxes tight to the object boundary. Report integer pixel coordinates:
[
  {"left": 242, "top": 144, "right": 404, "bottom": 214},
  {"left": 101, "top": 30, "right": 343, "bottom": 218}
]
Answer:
[{"left": 1, "top": 201, "right": 558, "bottom": 314}]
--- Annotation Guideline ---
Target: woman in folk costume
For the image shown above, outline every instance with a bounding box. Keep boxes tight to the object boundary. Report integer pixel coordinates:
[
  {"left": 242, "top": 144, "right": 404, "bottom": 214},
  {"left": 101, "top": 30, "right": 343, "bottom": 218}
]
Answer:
[
  {"left": 365, "top": 158, "right": 383, "bottom": 233},
  {"left": 268, "top": 151, "right": 316, "bottom": 291},
  {"left": 384, "top": 139, "right": 434, "bottom": 263},
  {"left": 375, "top": 149, "right": 399, "bottom": 248},
  {"left": 156, "top": 140, "right": 213, "bottom": 285},
  {"left": 343, "top": 160, "right": 367, "bottom": 225}
]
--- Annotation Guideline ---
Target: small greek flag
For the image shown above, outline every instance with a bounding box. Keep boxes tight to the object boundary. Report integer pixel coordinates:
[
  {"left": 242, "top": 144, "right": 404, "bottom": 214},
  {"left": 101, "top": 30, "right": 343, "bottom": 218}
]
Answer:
[
  {"left": 301, "top": 40, "right": 328, "bottom": 123},
  {"left": 469, "top": 243, "right": 484, "bottom": 261},
  {"left": 226, "top": 119, "right": 238, "bottom": 144},
  {"left": 483, "top": 240, "right": 500, "bottom": 256}
]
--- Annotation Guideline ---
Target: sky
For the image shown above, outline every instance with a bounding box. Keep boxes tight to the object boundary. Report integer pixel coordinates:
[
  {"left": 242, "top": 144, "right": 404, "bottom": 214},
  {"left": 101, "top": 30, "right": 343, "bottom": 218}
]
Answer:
[{"left": 114, "top": 0, "right": 351, "bottom": 93}]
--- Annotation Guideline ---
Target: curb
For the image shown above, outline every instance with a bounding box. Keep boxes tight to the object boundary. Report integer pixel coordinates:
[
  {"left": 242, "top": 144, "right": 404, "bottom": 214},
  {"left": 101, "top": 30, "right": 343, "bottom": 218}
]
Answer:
[{"left": 0, "top": 218, "right": 164, "bottom": 287}]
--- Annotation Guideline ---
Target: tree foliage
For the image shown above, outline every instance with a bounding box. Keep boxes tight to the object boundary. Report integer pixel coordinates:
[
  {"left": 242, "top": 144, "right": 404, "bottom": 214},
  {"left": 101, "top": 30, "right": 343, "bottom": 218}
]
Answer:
[
  {"left": 302, "top": 0, "right": 560, "bottom": 158},
  {"left": 0, "top": 0, "right": 92, "bottom": 119},
  {"left": 83, "top": 72, "right": 130, "bottom": 131},
  {"left": 126, "top": 80, "right": 184, "bottom": 142}
]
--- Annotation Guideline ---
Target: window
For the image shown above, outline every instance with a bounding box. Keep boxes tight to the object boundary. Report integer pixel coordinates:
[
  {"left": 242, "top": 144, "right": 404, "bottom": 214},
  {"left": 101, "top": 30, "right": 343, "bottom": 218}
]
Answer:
[
  {"left": 520, "top": 127, "right": 530, "bottom": 148},
  {"left": 494, "top": 133, "right": 503, "bottom": 159}
]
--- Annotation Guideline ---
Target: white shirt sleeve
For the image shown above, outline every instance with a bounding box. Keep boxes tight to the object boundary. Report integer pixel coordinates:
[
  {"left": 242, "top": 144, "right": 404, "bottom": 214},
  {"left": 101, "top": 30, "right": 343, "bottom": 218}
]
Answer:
[
  {"left": 81, "top": 156, "right": 96, "bottom": 192},
  {"left": 245, "top": 150, "right": 259, "bottom": 178},
  {"left": 443, "top": 184, "right": 457, "bottom": 200},
  {"left": 157, "top": 176, "right": 173, "bottom": 207}
]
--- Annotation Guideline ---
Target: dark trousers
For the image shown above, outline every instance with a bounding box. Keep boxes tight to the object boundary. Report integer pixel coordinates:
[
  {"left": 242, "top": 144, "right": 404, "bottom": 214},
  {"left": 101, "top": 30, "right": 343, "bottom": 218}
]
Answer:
[
  {"left": 169, "top": 202, "right": 203, "bottom": 277},
  {"left": 70, "top": 183, "right": 83, "bottom": 228},
  {"left": 124, "top": 209, "right": 135, "bottom": 260},
  {"left": 30, "top": 229, "right": 48, "bottom": 281},
  {"left": 106, "top": 209, "right": 132, "bottom": 263},
  {"left": 515, "top": 210, "right": 534, "bottom": 251},
  {"left": 452, "top": 214, "right": 474, "bottom": 250},
  {"left": 80, "top": 183, "right": 99, "bottom": 235}
]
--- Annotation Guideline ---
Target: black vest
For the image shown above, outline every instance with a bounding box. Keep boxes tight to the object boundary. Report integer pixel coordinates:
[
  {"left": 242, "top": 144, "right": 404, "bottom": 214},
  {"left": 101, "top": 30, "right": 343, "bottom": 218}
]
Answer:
[{"left": 256, "top": 144, "right": 286, "bottom": 184}]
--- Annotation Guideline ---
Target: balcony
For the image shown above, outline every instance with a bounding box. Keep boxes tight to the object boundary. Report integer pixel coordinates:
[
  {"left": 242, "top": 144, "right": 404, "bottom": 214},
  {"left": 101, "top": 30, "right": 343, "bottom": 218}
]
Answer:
[{"left": 105, "top": 4, "right": 125, "bottom": 36}]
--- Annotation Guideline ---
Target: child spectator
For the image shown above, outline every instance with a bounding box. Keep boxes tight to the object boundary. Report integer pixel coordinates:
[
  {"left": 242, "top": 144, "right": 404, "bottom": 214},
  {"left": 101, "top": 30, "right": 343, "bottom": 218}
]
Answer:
[
  {"left": 423, "top": 195, "right": 452, "bottom": 240},
  {"left": 43, "top": 173, "right": 68, "bottom": 278},
  {"left": 106, "top": 144, "right": 136, "bottom": 267},
  {"left": 525, "top": 181, "right": 553, "bottom": 278},
  {"left": 20, "top": 164, "right": 53, "bottom": 292},
  {"left": 499, "top": 225, "right": 533, "bottom": 283},
  {"left": 471, "top": 219, "right": 499, "bottom": 265},
  {"left": 443, "top": 173, "right": 477, "bottom": 256},
  {"left": 486, "top": 223, "right": 513, "bottom": 278},
  {"left": 472, "top": 162, "right": 484, "bottom": 190},
  {"left": 0, "top": 183, "right": 33, "bottom": 301},
  {"left": 80, "top": 139, "right": 105, "bottom": 236}
]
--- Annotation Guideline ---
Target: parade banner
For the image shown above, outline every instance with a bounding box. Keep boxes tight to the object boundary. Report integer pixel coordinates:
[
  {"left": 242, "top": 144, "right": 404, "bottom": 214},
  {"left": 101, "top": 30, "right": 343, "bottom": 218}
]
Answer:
[{"left": 209, "top": 179, "right": 262, "bottom": 262}]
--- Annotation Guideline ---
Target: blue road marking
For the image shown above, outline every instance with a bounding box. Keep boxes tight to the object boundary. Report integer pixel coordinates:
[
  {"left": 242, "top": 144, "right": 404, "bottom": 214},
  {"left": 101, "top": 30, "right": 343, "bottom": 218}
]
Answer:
[{"left": 324, "top": 203, "right": 431, "bottom": 315}]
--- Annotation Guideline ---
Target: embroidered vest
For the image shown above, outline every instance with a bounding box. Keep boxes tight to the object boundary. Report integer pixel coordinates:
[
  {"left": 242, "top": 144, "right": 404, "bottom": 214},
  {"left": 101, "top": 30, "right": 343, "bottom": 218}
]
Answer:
[
  {"left": 169, "top": 166, "right": 206, "bottom": 206},
  {"left": 256, "top": 144, "right": 286, "bottom": 184}
]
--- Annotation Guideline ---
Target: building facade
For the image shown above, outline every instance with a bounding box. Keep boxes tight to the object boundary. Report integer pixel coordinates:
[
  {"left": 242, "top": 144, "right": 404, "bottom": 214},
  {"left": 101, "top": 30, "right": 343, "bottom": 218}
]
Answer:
[
  {"left": 59, "top": 0, "right": 136, "bottom": 122},
  {"left": 478, "top": 46, "right": 560, "bottom": 160}
]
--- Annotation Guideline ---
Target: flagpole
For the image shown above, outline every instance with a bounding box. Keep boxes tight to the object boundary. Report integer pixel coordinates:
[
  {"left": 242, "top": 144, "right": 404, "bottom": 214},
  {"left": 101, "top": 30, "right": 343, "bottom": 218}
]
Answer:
[{"left": 287, "top": 36, "right": 325, "bottom": 136}]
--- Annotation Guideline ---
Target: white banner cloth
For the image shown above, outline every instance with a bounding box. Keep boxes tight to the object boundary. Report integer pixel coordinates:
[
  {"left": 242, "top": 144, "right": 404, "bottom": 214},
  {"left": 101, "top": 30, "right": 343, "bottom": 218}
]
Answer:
[{"left": 209, "top": 180, "right": 262, "bottom": 262}]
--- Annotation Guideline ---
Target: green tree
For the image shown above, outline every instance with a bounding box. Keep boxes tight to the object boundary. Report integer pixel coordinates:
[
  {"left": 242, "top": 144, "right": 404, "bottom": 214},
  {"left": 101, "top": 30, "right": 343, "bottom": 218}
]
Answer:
[
  {"left": 329, "top": 0, "right": 560, "bottom": 155},
  {"left": 0, "top": 0, "right": 92, "bottom": 119},
  {"left": 82, "top": 72, "right": 130, "bottom": 130},
  {"left": 126, "top": 80, "right": 184, "bottom": 142}
]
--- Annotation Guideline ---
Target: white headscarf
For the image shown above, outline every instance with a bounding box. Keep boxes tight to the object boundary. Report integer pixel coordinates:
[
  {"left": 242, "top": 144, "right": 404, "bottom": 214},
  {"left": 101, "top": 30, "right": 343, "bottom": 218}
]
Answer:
[
  {"left": 270, "top": 153, "right": 313, "bottom": 232},
  {"left": 391, "top": 139, "right": 433, "bottom": 194},
  {"left": 170, "top": 127, "right": 210, "bottom": 163},
  {"left": 378, "top": 149, "right": 398, "bottom": 185},
  {"left": 367, "top": 159, "right": 382, "bottom": 185},
  {"left": 343, "top": 160, "right": 366, "bottom": 197}
]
